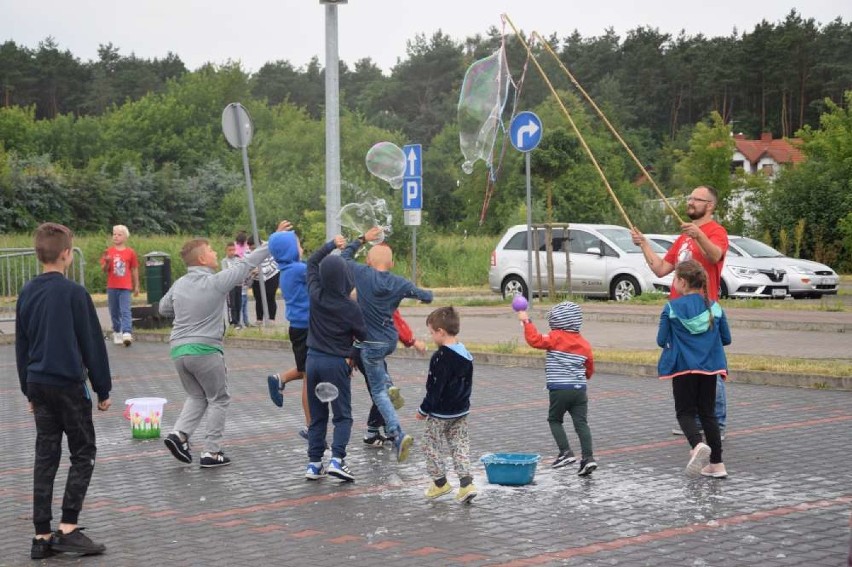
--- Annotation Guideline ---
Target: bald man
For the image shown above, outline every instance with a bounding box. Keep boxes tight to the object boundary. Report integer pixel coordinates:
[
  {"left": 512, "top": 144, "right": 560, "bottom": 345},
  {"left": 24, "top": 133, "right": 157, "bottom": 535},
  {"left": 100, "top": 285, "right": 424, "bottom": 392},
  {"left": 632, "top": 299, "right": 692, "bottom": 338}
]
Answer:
[{"left": 341, "top": 227, "right": 433, "bottom": 463}]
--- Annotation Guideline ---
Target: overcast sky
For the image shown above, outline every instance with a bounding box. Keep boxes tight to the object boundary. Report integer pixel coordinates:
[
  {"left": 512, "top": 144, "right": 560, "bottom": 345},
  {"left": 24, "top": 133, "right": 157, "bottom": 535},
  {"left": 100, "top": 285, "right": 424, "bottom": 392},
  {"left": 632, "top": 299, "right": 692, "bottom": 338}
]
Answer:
[{"left": 3, "top": 0, "right": 850, "bottom": 73}]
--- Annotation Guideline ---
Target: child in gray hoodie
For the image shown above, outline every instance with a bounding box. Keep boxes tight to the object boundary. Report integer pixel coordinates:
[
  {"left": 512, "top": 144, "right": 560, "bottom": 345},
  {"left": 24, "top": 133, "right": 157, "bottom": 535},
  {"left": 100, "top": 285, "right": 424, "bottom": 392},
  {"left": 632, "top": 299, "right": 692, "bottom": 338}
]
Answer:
[{"left": 160, "top": 238, "right": 270, "bottom": 468}]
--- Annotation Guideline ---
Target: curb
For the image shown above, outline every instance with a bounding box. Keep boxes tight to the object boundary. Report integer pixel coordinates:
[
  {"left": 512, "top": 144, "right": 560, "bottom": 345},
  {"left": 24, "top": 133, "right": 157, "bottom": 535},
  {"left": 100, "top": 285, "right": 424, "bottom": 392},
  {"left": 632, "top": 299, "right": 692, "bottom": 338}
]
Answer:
[{"left": 127, "top": 332, "right": 851, "bottom": 392}]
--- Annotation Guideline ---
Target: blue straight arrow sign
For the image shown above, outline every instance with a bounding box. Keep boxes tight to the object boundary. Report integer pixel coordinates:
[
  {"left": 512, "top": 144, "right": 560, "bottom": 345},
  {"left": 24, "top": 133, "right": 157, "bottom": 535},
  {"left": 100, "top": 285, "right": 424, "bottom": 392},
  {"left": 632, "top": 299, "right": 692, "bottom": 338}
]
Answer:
[{"left": 403, "top": 144, "right": 422, "bottom": 177}]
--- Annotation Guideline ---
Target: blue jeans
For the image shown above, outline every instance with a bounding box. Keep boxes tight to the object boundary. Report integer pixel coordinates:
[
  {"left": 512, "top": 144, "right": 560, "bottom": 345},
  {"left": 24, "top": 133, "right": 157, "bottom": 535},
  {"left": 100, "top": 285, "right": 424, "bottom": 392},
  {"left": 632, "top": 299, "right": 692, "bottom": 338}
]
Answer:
[
  {"left": 305, "top": 350, "right": 352, "bottom": 461},
  {"left": 694, "top": 375, "right": 727, "bottom": 431},
  {"left": 240, "top": 293, "right": 249, "bottom": 326},
  {"left": 358, "top": 341, "right": 402, "bottom": 438},
  {"left": 107, "top": 288, "right": 132, "bottom": 333}
]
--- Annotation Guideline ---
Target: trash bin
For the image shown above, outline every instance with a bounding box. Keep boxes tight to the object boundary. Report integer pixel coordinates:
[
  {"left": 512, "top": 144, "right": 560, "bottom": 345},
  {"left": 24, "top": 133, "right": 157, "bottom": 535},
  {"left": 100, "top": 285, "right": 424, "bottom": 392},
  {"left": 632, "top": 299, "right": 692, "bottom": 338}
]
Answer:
[{"left": 144, "top": 252, "right": 171, "bottom": 304}]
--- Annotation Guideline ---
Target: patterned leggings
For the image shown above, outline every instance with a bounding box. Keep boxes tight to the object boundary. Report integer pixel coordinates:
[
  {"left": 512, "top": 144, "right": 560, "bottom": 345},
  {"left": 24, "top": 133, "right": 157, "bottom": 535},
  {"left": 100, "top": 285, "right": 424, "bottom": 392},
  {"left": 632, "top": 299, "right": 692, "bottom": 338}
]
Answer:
[{"left": 422, "top": 415, "right": 471, "bottom": 481}]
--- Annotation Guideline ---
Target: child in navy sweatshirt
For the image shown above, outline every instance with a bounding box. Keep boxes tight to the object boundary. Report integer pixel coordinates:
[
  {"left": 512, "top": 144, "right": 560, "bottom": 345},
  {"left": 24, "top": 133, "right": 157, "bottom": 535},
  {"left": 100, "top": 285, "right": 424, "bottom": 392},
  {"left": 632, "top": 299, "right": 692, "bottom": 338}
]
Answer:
[
  {"left": 416, "top": 307, "right": 476, "bottom": 503},
  {"left": 657, "top": 259, "right": 731, "bottom": 479},
  {"left": 304, "top": 236, "right": 367, "bottom": 482},
  {"left": 17, "top": 223, "right": 112, "bottom": 559}
]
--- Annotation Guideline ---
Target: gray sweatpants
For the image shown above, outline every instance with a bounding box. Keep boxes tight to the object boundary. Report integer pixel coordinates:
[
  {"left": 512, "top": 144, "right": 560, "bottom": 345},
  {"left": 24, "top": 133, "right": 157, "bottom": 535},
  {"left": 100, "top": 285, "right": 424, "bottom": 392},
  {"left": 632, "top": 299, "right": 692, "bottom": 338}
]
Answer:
[{"left": 171, "top": 353, "right": 230, "bottom": 454}]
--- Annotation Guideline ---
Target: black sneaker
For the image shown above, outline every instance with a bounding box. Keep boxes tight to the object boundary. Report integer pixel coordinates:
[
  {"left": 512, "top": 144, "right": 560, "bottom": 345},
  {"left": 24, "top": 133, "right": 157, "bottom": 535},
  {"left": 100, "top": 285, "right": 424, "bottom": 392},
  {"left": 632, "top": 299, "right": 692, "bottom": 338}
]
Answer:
[
  {"left": 30, "top": 537, "right": 54, "bottom": 559},
  {"left": 363, "top": 432, "right": 389, "bottom": 447},
  {"left": 164, "top": 432, "right": 192, "bottom": 463},
  {"left": 577, "top": 459, "right": 598, "bottom": 476},
  {"left": 551, "top": 450, "right": 576, "bottom": 469},
  {"left": 50, "top": 528, "right": 106, "bottom": 555},
  {"left": 200, "top": 451, "right": 231, "bottom": 468}
]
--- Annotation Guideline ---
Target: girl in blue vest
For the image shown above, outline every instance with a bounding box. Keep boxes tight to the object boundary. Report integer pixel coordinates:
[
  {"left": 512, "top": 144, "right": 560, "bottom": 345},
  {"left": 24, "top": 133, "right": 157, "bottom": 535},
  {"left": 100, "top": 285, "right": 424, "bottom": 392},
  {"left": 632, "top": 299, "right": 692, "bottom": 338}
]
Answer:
[{"left": 658, "top": 259, "right": 731, "bottom": 479}]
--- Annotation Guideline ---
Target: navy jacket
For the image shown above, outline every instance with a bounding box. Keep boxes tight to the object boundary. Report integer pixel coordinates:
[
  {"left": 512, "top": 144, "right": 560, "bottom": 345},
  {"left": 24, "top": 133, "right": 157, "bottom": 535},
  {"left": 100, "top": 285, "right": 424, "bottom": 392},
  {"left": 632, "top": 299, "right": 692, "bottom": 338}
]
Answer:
[
  {"left": 16, "top": 272, "right": 112, "bottom": 401},
  {"left": 657, "top": 294, "right": 731, "bottom": 380},
  {"left": 418, "top": 344, "right": 473, "bottom": 419},
  {"left": 341, "top": 240, "right": 432, "bottom": 349},
  {"left": 306, "top": 241, "right": 367, "bottom": 357}
]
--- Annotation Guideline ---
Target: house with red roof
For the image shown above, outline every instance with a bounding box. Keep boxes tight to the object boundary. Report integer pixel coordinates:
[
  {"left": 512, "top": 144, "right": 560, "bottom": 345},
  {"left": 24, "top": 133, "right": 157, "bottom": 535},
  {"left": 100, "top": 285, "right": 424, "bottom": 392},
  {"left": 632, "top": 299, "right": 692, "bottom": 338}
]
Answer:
[{"left": 731, "top": 132, "right": 805, "bottom": 178}]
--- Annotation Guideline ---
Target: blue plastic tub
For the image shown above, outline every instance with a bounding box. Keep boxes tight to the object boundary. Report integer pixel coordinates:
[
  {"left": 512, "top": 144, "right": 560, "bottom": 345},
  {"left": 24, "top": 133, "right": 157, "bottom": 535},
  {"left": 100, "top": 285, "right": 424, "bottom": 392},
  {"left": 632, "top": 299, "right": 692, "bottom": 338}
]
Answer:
[{"left": 480, "top": 453, "right": 541, "bottom": 486}]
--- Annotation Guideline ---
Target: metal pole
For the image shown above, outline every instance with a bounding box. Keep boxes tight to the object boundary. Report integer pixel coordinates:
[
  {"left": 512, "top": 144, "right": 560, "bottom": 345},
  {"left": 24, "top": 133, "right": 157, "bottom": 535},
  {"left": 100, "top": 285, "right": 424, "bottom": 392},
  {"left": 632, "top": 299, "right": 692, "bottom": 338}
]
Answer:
[
  {"left": 525, "top": 151, "right": 533, "bottom": 301},
  {"left": 234, "top": 107, "right": 269, "bottom": 325},
  {"left": 324, "top": 3, "right": 342, "bottom": 239},
  {"left": 412, "top": 226, "right": 417, "bottom": 283}
]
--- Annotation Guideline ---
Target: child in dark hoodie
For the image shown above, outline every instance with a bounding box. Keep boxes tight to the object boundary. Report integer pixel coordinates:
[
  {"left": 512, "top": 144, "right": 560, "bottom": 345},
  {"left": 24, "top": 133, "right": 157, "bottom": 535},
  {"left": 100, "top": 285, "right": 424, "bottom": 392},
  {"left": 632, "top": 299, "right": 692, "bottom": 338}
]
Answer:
[
  {"left": 657, "top": 259, "right": 731, "bottom": 479},
  {"left": 518, "top": 300, "right": 597, "bottom": 476},
  {"left": 304, "top": 235, "right": 367, "bottom": 482},
  {"left": 265, "top": 223, "right": 311, "bottom": 439},
  {"left": 416, "top": 307, "right": 477, "bottom": 503}
]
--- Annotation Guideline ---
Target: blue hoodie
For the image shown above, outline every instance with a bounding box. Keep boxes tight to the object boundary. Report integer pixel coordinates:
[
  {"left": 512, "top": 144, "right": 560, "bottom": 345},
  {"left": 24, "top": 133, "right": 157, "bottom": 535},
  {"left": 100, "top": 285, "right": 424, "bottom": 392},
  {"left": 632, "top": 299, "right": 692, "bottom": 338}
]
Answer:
[
  {"left": 268, "top": 231, "right": 309, "bottom": 329},
  {"left": 657, "top": 294, "right": 731, "bottom": 380},
  {"left": 341, "top": 240, "right": 432, "bottom": 349}
]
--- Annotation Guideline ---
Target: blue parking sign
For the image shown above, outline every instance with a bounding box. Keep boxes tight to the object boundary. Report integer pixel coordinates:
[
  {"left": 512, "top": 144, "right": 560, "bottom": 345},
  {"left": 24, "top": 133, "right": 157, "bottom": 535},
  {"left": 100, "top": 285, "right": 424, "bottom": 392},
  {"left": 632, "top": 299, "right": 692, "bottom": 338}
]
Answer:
[{"left": 403, "top": 177, "right": 422, "bottom": 210}]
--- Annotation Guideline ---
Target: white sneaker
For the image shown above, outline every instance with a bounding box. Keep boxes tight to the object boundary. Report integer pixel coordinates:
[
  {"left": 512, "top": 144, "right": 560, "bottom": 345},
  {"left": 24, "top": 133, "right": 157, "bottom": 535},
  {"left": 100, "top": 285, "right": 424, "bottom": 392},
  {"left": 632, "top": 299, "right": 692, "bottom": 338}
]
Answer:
[
  {"left": 112, "top": 332, "right": 122, "bottom": 345},
  {"left": 122, "top": 332, "right": 133, "bottom": 346}
]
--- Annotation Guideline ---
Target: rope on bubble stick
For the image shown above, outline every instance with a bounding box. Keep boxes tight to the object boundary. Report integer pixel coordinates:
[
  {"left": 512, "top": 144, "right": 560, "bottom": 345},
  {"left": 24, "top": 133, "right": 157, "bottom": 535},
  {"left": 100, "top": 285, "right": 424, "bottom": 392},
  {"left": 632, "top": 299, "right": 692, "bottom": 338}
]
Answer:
[
  {"left": 532, "top": 31, "right": 684, "bottom": 224},
  {"left": 501, "top": 13, "right": 634, "bottom": 230}
]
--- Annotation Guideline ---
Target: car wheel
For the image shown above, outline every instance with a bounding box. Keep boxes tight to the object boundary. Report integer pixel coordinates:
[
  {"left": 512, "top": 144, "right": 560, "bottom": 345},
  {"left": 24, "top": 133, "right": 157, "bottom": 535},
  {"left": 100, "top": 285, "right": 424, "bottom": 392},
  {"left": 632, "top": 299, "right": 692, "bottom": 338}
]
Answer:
[
  {"left": 610, "top": 275, "right": 640, "bottom": 302},
  {"left": 720, "top": 280, "right": 729, "bottom": 299},
  {"left": 501, "top": 275, "right": 529, "bottom": 300}
]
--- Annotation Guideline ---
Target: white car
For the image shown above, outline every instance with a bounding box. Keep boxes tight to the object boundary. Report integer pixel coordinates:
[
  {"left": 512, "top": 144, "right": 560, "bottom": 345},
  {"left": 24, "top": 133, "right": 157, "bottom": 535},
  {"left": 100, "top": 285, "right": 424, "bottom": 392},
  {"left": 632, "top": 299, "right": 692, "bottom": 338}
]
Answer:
[
  {"left": 646, "top": 234, "right": 789, "bottom": 299},
  {"left": 488, "top": 224, "right": 672, "bottom": 301},
  {"left": 727, "top": 236, "right": 839, "bottom": 299}
]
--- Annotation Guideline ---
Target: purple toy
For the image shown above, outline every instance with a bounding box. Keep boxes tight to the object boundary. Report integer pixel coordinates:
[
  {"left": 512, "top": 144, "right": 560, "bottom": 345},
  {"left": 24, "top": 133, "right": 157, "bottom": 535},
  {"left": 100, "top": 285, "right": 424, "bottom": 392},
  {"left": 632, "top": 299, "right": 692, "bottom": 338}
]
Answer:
[{"left": 511, "top": 295, "right": 528, "bottom": 312}]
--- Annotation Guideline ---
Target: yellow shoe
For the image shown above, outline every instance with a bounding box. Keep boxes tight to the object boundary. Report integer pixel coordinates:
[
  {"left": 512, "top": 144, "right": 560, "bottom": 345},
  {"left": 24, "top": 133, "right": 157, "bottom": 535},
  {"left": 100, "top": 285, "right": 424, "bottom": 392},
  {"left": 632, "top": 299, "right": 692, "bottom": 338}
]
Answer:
[
  {"left": 424, "top": 481, "right": 453, "bottom": 499},
  {"left": 388, "top": 386, "right": 405, "bottom": 410},
  {"left": 455, "top": 483, "right": 478, "bottom": 503}
]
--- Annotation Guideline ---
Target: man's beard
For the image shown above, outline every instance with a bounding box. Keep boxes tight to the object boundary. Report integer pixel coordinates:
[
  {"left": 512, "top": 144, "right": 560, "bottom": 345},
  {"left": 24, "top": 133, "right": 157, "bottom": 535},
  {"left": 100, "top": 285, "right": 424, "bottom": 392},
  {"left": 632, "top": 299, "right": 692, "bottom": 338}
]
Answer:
[{"left": 687, "top": 207, "right": 702, "bottom": 220}]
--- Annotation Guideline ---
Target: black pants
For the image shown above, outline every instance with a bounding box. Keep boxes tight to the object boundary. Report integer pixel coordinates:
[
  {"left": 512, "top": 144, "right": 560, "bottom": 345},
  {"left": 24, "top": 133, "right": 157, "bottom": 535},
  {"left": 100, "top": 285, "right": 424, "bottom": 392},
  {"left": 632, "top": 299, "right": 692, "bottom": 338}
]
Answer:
[
  {"left": 227, "top": 286, "right": 241, "bottom": 325},
  {"left": 252, "top": 273, "right": 279, "bottom": 322},
  {"left": 672, "top": 373, "right": 722, "bottom": 464},
  {"left": 28, "top": 382, "right": 97, "bottom": 535}
]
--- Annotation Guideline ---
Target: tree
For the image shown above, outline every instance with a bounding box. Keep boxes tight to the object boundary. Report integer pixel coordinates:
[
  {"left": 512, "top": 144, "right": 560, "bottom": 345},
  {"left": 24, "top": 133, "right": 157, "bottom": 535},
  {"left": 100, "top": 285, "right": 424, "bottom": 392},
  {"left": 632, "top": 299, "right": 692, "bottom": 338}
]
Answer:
[{"left": 673, "top": 112, "right": 735, "bottom": 215}]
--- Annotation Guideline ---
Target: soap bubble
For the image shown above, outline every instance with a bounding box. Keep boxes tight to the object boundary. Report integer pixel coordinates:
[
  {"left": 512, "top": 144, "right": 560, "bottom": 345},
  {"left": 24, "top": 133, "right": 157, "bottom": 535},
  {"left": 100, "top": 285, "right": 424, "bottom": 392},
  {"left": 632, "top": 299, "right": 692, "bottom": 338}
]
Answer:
[
  {"left": 338, "top": 199, "right": 392, "bottom": 244},
  {"left": 458, "top": 47, "right": 511, "bottom": 175},
  {"left": 366, "top": 142, "right": 406, "bottom": 189},
  {"left": 315, "top": 382, "right": 339, "bottom": 403}
]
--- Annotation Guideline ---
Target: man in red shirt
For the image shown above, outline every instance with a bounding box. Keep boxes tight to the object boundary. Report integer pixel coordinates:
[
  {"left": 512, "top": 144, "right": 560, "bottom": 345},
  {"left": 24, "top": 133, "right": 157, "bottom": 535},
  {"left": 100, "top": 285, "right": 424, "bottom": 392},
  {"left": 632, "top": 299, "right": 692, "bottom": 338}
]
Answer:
[{"left": 631, "top": 185, "right": 730, "bottom": 438}]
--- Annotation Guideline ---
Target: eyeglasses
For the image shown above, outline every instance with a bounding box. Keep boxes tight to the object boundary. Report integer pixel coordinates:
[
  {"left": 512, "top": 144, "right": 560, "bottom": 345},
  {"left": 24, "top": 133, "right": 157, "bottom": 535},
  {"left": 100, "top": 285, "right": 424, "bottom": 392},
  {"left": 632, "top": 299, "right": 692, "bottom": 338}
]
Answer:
[{"left": 686, "top": 196, "right": 714, "bottom": 204}]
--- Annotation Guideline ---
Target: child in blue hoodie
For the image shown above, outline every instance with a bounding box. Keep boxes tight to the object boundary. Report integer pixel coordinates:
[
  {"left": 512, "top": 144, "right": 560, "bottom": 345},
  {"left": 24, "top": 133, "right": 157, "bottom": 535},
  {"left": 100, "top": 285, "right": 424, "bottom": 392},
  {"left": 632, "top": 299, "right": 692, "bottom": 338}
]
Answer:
[
  {"left": 416, "top": 307, "right": 476, "bottom": 503},
  {"left": 341, "top": 226, "right": 433, "bottom": 463},
  {"left": 303, "top": 235, "right": 367, "bottom": 482},
  {"left": 657, "top": 260, "right": 731, "bottom": 479},
  {"left": 265, "top": 222, "right": 311, "bottom": 438}
]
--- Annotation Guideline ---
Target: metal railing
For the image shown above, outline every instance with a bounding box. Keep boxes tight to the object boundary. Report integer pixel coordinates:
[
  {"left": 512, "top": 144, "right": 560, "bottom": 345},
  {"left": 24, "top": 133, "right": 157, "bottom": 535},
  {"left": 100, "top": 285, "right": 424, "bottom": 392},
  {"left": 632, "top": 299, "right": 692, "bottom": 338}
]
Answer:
[{"left": 0, "top": 247, "right": 86, "bottom": 322}]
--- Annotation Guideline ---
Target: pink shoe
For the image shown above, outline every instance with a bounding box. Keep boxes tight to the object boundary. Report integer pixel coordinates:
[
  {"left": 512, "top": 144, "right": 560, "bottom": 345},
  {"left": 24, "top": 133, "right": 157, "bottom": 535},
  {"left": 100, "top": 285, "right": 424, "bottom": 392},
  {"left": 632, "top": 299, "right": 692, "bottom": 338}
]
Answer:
[
  {"left": 686, "top": 442, "right": 710, "bottom": 476},
  {"left": 701, "top": 464, "right": 728, "bottom": 478}
]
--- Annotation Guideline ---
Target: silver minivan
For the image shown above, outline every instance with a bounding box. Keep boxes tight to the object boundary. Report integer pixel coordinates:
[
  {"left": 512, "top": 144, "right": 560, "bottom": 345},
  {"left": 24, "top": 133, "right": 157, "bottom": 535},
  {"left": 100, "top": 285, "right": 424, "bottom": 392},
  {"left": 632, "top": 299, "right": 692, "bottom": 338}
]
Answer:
[{"left": 488, "top": 224, "right": 672, "bottom": 301}]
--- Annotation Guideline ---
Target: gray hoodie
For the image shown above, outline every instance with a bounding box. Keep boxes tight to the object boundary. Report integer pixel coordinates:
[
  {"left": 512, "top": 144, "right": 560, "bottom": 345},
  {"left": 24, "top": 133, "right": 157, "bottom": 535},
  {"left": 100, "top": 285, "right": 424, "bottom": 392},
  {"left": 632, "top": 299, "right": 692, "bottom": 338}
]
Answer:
[{"left": 159, "top": 244, "right": 270, "bottom": 349}]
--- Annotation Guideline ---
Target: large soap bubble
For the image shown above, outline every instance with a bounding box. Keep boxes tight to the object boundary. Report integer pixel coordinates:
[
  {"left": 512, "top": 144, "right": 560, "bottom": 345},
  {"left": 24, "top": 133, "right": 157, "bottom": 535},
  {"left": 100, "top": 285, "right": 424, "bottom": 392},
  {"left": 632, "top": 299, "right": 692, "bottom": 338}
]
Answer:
[
  {"left": 315, "top": 382, "right": 339, "bottom": 403},
  {"left": 365, "top": 142, "right": 406, "bottom": 189},
  {"left": 338, "top": 198, "right": 392, "bottom": 244},
  {"left": 458, "top": 47, "right": 511, "bottom": 175}
]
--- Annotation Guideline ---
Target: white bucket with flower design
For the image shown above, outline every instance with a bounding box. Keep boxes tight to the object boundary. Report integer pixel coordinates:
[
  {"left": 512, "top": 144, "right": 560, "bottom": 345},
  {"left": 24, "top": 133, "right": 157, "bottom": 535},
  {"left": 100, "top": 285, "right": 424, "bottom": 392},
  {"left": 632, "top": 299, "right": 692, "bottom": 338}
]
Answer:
[{"left": 123, "top": 398, "right": 167, "bottom": 439}]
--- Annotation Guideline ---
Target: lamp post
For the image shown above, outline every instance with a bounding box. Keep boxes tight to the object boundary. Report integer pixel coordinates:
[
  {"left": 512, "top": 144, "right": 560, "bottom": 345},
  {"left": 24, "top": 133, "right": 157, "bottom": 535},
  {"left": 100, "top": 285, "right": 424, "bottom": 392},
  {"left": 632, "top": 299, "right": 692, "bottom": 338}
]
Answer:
[{"left": 321, "top": 0, "right": 346, "bottom": 239}]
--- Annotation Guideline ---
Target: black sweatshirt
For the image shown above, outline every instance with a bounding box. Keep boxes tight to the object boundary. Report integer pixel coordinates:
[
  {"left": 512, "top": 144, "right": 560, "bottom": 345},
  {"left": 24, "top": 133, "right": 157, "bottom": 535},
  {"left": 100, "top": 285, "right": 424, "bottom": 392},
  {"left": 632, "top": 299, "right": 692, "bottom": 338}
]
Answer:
[
  {"left": 16, "top": 272, "right": 112, "bottom": 401},
  {"left": 305, "top": 241, "right": 367, "bottom": 357}
]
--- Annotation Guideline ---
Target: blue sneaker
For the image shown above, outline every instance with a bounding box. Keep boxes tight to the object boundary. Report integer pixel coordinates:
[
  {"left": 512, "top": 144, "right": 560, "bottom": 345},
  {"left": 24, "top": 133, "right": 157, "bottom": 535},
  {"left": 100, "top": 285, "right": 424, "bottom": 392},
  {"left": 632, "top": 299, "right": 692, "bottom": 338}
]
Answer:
[
  {"left": 327, "top": 458, "right": 355, "bottom": 482},
  {"left": 305, "top": 462, "right": 326, "bottom": 480},
  {"left": 267, "top": 374, "right": 284, "bottom": 408},
  {"left": 394, "top": 433, "right": 413, "bottom": 463}
]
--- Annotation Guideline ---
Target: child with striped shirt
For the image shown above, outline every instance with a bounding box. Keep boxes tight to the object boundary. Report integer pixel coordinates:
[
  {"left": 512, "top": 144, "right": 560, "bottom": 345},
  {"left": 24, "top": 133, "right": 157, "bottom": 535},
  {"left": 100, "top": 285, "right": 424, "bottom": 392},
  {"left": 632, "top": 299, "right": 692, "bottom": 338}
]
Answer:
[{"left": 518, "top": 301, "right": 597, "bottom": 476}]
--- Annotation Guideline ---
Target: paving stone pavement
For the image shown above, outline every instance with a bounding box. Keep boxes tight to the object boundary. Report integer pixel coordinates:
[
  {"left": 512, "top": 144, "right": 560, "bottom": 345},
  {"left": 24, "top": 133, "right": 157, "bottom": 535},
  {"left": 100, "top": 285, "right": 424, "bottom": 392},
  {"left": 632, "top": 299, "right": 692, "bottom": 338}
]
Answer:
[{"left": 1, "top": 341, "right": 850, "bottom": 566}]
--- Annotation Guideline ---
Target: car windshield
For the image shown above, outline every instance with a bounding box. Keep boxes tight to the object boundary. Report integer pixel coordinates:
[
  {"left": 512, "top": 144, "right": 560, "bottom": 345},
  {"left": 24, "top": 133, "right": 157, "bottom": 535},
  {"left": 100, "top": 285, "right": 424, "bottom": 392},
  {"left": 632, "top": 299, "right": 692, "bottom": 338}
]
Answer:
[
  {"left": 598, "top": 228, "right": 666, "bottom": 254},
  {"left": 731, "top": 237, "right": 785, "bottom": 258}
]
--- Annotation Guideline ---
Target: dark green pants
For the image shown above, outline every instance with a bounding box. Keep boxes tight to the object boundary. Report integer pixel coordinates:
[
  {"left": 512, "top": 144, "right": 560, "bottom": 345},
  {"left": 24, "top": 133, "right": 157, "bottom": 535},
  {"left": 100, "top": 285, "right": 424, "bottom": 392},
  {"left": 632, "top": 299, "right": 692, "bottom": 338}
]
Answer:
[{"left": 548, "top": 388, "right": 593, "bottom": 459}]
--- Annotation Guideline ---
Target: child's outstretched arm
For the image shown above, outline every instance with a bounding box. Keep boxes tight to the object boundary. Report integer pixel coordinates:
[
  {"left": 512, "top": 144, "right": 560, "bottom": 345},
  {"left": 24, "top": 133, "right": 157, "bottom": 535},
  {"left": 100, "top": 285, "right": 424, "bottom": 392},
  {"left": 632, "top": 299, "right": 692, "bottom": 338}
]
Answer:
[
  {"left": 517, "top": 311, "right": 554, "bottom": 350},
  {"left": 656, "top": 306, "right": 672, "bottom": 348}
]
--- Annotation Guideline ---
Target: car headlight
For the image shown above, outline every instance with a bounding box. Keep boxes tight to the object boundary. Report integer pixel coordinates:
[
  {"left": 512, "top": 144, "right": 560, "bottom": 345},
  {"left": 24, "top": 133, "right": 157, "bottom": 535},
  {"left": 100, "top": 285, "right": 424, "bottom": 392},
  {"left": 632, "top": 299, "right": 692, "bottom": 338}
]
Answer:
[
  {"left": 728, "top": 266, "right": 759, "bottom": 278},
  {"left": 786, "top": 265, "right": 815, "bottom": 275}
]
